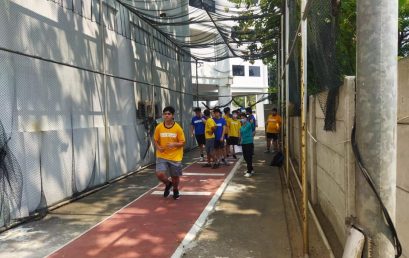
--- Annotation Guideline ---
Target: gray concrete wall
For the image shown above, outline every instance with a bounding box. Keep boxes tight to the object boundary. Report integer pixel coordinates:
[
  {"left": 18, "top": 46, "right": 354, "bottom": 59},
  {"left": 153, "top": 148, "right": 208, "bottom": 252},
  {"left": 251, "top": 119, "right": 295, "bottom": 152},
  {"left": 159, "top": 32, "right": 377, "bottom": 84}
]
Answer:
[
  {"left": 290, "top": 77, "right": 356, "bottom": 247},
  {"left": 289, "top": 61, "right": 409, "bottom": 254},
  {"left": 396, "top": 57, "right": 409, "bottom": 258},
  {"left": 310, "top": 77, "right": 356, "bottom": 245}
]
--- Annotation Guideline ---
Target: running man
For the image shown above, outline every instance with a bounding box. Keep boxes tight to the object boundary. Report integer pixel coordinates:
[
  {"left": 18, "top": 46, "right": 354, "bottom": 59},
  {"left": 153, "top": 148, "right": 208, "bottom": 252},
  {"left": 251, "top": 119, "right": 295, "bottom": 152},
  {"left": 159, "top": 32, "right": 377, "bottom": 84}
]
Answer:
[
  {"left": 213, "top": 108, "right": 227, "bottom": 167},
  {"left": 265, "top": 107, "right": 282, "bottom": 153},
  {"left": 203, "top": 109, "right": 216, "bottom": 168},
  {"left": 190, "top": 107, "right": 206, "bottom": 161},
  {"left": 227, "top": 110, "right": 241, "bottom": 159},
  {"left": 153, "top": 106, "right": 185, "bottom": 200}
]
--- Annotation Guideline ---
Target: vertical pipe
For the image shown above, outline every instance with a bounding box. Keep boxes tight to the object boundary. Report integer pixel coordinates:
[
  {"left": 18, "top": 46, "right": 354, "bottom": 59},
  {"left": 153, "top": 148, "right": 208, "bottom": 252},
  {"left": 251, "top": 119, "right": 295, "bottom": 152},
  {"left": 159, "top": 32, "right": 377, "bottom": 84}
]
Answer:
[
  {"left": 280, "top": 15, "right": 285, "bottom": 120},
  {"left": 356, "top": 0, "right": 398, "bottom": 257},
  {"left": 178, "top": 51, "right": 183, "bottom": 123},
  {"left": 196, "top": 60, "right": 199, "bottom": 108},
  {"left": 285, "top": 0, "right": 290, "bottom": 184},
  {"left": 277, "top": 41, "right": 281, "bottom": 110},
  {"left": 100, "top": 0, "right": 109, "bottom": 182},
  {"left": 300, "top": 0, "right": 309, "bottom": 255}
]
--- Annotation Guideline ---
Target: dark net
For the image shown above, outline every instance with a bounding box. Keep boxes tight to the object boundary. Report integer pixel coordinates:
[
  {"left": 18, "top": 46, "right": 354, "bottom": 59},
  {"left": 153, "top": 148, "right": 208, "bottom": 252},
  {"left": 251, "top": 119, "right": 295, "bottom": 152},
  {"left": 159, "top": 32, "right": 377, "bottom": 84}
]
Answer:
[
  {"left": 0, "top": 120, "right": 23, "bottom": 227},
  {"left": 307, "top": 0, "right": 343, "bottom": 131},
  {"left": 286, "top": 0, "right": 342, "bottom": 130},
  {"left": 288, "top": 0, "right": 301, "bottom": 116}
]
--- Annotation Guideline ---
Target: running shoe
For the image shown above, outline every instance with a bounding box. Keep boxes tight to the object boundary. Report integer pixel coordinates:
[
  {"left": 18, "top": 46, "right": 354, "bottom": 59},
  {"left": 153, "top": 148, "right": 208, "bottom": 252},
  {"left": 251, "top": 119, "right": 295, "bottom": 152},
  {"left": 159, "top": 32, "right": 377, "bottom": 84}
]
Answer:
[
  {"left": 173, "top": 190, "right": 180, "bottom": 200},
  {"left": 164, "top": 182, "right": 172, "bottom": 197}
]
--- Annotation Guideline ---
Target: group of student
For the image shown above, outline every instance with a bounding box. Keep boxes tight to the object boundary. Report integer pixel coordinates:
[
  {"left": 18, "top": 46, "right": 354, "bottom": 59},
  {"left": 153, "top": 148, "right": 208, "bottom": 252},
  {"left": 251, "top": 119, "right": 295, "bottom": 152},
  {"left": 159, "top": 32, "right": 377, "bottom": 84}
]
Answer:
[
  {"left": 152, "top": 105, "right": 281, "bottom": 200},
  {"left": 190, "top": 106, "right": 256, "bottom": 178}
]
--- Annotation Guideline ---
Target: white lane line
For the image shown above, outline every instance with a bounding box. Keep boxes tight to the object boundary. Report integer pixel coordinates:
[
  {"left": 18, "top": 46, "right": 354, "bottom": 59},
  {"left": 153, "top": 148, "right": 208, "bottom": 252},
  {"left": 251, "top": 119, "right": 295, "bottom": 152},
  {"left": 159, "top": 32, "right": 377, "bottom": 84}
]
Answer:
[
  {"left": 171, "top": 157, "right": 243, "bottom": 258},
  {"left": 183, "top": 173, "right": 225, "bottom": 176},
  {"left": 151, "top": 191, "right": 211, "bottom": 196}
]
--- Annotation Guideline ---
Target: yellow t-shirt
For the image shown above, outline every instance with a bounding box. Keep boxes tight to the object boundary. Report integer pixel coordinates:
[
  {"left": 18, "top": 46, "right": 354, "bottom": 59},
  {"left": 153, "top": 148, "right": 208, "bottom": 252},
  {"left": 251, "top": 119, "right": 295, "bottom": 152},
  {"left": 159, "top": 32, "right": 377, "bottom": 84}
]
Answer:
[
  {"left": 154, "top": 122, "right": 185, "bottom": 162},
  {"left": 266, "top": 114, "right": 282, "bottom": 133},
  {"left": 205, "top": 118, "right": 216, "bottom": 139},
  {"left": 223, "top": 114, "right": 231, "bottom": 124},
  {"left": 228, "top": 119, "right": 241, "bottom": 137}
]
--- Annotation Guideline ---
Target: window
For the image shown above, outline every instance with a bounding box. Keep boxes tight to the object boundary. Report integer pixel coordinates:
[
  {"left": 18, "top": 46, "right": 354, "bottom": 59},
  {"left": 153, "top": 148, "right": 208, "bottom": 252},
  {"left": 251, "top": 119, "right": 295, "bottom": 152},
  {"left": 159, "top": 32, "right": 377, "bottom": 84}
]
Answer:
[
  {"left": 232, "top": 65, "right": 245, "bottom": 76},
  {"left": 249, "top": 66, "right": 261, "bottom": 77}
]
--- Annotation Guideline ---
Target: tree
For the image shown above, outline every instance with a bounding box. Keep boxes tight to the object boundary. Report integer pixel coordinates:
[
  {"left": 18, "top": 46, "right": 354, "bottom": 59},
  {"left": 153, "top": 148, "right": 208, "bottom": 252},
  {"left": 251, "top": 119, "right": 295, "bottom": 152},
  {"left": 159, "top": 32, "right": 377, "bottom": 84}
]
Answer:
[
  {"left": 399, "top": 0, "right": 409, "bottom": 57},
  {"left": 228, "top": 0, "right": 282, "bottom": 64},
  {"left": 229, "top": 0, "right": 409, "bottom": 71}
]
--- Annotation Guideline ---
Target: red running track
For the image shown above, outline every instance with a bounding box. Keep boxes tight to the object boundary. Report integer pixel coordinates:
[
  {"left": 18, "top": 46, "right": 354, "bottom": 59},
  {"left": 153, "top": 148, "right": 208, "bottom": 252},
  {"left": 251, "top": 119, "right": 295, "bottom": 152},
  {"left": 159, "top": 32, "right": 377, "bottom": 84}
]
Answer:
[{"left": 47, "top": 160, "right": 238, "bottom": 258}]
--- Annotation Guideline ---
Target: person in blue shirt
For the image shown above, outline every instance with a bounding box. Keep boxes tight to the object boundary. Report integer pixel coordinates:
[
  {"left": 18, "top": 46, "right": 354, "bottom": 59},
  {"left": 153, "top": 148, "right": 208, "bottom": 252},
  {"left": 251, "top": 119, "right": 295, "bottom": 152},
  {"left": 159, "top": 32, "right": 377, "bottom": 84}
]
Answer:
[
  {"left": 212, "top": 108, "right": 227, "bottom": 168},
  {"left": 240, "top": 112, "right": 254, "bottom": 177},
  {"left": 190, "top": 107, "right": 206, "bottom": 161}
]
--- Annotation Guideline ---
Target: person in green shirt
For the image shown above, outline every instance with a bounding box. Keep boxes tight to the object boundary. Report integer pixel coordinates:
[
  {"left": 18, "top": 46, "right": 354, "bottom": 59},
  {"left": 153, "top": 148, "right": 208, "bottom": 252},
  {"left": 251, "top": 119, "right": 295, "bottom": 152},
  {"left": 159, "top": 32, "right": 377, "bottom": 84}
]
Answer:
[{"left": 239, "top": 113, "right": 254, "bottom": 177}]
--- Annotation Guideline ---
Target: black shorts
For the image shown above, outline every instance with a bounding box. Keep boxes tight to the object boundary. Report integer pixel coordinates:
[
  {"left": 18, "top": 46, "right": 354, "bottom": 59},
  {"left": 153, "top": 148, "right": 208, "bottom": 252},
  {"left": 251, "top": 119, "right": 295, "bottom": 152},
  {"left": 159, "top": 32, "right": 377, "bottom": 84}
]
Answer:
[
  {"left": 214, "top": 140, "right": 225, "bottom": 149},
  {"left": 195, "top": 134, "right": 206, "bottom": 145},
  {"left": 266, "top": 133, "right": 279, "bottom": 140},
  {"left": 227, "top": 136, "right": 239, "bottom": 145}
]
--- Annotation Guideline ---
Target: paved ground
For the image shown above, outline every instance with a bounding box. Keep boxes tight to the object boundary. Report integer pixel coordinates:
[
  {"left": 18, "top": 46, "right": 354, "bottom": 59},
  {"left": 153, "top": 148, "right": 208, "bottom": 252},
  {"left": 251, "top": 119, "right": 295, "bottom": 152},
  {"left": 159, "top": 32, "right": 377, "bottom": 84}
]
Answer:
[
  {"left": 183, "top": 136, "right": 293, "bottom": 258},
  {"left": 0, "top": 130, "right": 331, "bottom": 258}
]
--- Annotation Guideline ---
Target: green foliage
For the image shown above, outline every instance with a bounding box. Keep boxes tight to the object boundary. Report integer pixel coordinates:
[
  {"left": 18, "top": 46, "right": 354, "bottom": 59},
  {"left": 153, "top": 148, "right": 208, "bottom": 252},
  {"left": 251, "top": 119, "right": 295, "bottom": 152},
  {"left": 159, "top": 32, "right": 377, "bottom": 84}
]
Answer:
[
  {"left": 337, "top": 0, "right": 356, "bottom": 75},
  {"left": 228, "top": 0, "right": 282, "bottom": 64},
  {"left": 399, "top": 0, "right": 409, "bottom": 57},
  {"left": 233, "top": 95, "right": 256, "bottom": 108},
  {"left": 229, "top": 0, "right": 409, "bottom": 74}
]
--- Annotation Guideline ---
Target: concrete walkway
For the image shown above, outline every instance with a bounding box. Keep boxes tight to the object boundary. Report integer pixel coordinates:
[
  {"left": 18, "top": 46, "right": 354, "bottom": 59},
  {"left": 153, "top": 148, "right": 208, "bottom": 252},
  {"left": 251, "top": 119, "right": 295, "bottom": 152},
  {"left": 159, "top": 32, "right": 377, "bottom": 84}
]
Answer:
[
  {"left": 183, "top": 134, "right": 293, "bottom": 258},
  {"left": 0, "top": 131, "right": 296, "bottom": 258}
]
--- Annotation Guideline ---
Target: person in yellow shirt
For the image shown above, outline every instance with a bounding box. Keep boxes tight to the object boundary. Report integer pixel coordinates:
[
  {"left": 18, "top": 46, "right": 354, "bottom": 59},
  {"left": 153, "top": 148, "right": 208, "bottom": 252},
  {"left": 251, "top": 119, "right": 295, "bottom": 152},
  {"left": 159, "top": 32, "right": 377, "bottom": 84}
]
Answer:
[
  {"left": 265, "top": 108, "right": 282, "bottom": 153},
  {"left": 223, "top": 107, "right": 232, "bottom": 158},
  {"left": 203, "top": 109, "right": 216, "bottom": 168},
  {"left": 227, "top": 110, "right": 241, "bottom": 159},
  {"left": 154, "top": 106, "right": 185, "bottom": 200}
]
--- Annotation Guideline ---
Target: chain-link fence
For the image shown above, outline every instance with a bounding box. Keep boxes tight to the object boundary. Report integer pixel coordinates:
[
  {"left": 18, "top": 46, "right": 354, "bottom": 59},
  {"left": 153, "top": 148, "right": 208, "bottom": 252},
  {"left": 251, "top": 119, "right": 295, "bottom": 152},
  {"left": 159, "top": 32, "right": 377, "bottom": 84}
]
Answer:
[
  {"left": 0, "top": 0, "right": 194, "bottom": 229},
  {"left": 286, "top": 0, "right": 343, "bottom": 131}
]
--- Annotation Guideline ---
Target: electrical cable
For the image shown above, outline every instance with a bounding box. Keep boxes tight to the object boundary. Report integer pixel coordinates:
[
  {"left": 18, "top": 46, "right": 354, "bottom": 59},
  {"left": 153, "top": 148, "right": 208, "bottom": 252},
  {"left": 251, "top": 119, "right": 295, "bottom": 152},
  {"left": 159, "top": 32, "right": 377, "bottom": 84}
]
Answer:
[{"left": 351, "top": 122, "right": 402, "bottom": 258}]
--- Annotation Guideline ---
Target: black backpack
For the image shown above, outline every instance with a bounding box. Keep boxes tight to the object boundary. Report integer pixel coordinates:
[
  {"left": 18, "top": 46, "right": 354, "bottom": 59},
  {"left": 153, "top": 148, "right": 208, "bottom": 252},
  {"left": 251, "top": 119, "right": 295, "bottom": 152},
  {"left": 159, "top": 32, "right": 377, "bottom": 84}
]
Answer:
[{"left": 270, "top": 151, "right": 284, "bottom": 167}]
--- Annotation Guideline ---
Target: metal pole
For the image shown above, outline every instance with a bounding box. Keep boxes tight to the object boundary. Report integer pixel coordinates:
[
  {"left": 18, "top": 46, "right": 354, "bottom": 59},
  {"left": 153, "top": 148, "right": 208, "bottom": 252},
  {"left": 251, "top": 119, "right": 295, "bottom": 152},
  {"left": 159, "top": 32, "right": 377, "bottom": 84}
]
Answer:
[
  {"left": 100, "top": 0, "right": 109, "bottom": 182},
  {"left": 356, "top": 0, "right": 398, "bottom": 257},
  {"left": 284, "top": 0, "right": 290, "bottom": 184},
  {"left": 280, "top": 14, "right": 285, "bottom": 151},
  {"left": 277, "top": 41, "right": 281, "bottom": 109},
  {"left": 300, "top": 0, "right": 309, "bottom": 255},
  {"left": 178, "top": 51, "right": 183, "bottom": 123},
  {"left": 196, "top": 60, "right": 199, "bottom": 107}
]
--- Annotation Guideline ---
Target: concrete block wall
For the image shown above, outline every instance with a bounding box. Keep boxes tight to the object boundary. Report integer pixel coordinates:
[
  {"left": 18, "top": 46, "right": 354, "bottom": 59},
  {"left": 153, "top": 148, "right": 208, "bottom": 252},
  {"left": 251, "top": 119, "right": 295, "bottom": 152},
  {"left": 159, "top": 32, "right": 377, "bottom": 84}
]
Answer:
[
  {"left": 290, "top": 116, "right": 301, "bottom": 165},
  {"left": 289, "top": 77, "right": 356, "bottom": 247},
  {"left": 397, "top": 57, "right": 409, "bottom": 257},
  {"left": 289, "top": 60, "right": 409, "bottom": 254},
  {"left": 310, "top": 77, "right": 356, "bottom": 244}
]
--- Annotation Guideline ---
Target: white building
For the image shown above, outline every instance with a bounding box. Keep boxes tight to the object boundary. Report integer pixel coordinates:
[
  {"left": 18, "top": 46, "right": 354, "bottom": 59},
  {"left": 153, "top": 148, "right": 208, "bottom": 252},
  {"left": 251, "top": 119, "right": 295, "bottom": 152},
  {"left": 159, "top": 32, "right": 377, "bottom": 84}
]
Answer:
[{"left": 189, "top": 0, "right": 269, "bottom": 127}]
